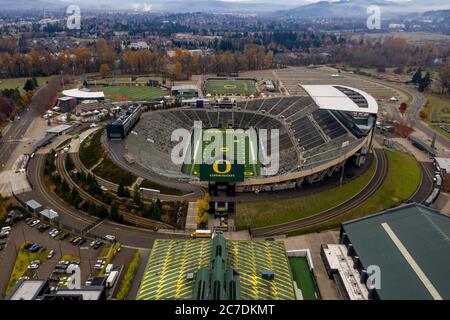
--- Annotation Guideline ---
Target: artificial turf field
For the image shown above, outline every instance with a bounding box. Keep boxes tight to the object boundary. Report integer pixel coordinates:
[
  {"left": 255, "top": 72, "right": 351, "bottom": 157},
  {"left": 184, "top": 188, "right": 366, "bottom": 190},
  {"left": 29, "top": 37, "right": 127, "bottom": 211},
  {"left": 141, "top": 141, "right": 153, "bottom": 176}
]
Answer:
[
  {"left": 94, "top": 86, "right": 167, "bottom": 101},
  {"left": 204, "top": 78, "right": 258, "bottom": 96},
  {"left": 183, "top": 128, "right": 261, "bottom": 178}
]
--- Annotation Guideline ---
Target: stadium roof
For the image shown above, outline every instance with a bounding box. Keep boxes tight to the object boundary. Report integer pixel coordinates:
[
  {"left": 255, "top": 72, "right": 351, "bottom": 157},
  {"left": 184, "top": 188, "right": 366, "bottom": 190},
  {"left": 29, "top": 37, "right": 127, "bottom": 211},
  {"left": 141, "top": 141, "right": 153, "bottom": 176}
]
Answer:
[
  {"left": 342, "top": 203, "right": 450, "bottom": 300},
  {"left": 301, "top": 85, "right": 378, "bottom": 114},
  {"left": 62, "top": 88, "right": 105, "bottom": 99},
  {"left": 137, "top": 237, "right": 295, "bottom": 300}
]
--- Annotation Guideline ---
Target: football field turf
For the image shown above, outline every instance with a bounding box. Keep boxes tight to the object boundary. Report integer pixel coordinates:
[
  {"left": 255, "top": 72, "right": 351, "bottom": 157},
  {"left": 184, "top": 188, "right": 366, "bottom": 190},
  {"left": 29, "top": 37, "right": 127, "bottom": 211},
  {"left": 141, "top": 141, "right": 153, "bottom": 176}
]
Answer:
[
  {"left": 95, "top": 86, "right": 167, "bottom": 101},
  {"left": 183, "top": 128, "right": 260, "bottom": 178},
  {"left": 204, "top": 79, "right": 257, "bottom": 96}
]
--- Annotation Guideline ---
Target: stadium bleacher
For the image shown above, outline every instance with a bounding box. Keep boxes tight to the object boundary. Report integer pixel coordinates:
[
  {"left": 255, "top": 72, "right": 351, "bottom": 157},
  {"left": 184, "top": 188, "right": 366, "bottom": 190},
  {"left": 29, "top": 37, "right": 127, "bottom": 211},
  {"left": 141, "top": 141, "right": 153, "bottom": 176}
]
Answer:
[{"left": 128, "top": 95, "right": 362, "bottom": 179}]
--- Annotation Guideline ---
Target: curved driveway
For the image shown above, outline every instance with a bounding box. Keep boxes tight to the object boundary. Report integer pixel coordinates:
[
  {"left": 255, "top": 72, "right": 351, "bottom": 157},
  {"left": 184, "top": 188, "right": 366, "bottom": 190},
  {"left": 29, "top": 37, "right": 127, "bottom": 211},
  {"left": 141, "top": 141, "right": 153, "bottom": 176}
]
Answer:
[{"left": 22, "top": 154, "right": 188, "bottom": 249}]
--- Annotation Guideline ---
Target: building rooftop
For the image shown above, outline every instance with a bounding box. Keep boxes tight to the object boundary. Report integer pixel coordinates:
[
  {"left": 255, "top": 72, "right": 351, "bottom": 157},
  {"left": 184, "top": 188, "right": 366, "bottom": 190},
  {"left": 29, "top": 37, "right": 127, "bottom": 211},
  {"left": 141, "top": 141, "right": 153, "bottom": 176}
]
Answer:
[
  {"left": 137, "top": 237, "right": 296, "bottom": 300},
  {"left": 46, "top": 124, "right": 72, "bottom": 135},
  {"left": 8, "top": 280, "right": 47, "bottom": 300},
  {"left": 435, "top": 157, "right": 450, "bottom": 173},
  {"left": 62, "top": 88, "right": 105, "bottom": 99},
  {"left": 301, "top": 85, "right": 378, "bottom": 114},
  {"left": 342, "top": 203, "right": 450, "bottom": 300},
  {"left": 25, "top": 199, "right": 42, "bottom": 211}
]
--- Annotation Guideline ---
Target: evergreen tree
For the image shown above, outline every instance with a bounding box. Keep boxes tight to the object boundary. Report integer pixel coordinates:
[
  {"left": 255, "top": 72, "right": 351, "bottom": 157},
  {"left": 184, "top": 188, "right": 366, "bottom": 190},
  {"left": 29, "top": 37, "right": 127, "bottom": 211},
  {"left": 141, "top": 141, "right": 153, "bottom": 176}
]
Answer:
[
  {"left": 109, "top": 201, "right": 120, "bottom": 222},
  {"left": 412, "top": 67, "right": 422, "bottom": 85}
]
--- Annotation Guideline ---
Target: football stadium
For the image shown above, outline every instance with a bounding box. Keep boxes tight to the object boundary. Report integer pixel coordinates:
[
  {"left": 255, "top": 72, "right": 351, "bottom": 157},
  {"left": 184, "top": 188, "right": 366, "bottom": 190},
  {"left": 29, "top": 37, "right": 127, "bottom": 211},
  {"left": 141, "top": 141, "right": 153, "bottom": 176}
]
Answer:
[
  {"left": 123, "top": 84, "right": 378, "bottom": 192},
  {"left": 204, "top": 78, "right": 258, "bottom": 96}
]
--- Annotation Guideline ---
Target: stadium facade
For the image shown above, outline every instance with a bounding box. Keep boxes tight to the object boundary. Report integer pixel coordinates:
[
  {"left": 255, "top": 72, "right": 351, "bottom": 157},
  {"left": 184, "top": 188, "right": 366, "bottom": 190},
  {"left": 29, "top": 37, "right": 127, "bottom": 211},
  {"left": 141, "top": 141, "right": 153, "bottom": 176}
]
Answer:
[
  {"left": 137, "top": 235, "right": 297, "bottom": 300},
  {"left": 123, "top": 85, "right": 378, "bottom": 192}
]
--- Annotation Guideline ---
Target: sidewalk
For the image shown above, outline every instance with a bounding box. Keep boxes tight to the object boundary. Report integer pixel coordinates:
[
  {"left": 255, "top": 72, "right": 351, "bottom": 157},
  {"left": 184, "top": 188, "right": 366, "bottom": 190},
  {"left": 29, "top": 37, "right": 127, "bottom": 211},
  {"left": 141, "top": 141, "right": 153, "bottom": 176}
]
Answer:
[{"left": 185, "top": 202, "right": 198, "bottom": 231}]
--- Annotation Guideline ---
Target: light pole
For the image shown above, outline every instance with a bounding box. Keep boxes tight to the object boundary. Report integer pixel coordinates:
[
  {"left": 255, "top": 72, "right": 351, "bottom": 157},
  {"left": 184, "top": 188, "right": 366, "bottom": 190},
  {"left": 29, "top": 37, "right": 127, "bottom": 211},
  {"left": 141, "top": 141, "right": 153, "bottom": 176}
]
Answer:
[{"left": 340, "top": 141, "right": 349, "bottom": 186}]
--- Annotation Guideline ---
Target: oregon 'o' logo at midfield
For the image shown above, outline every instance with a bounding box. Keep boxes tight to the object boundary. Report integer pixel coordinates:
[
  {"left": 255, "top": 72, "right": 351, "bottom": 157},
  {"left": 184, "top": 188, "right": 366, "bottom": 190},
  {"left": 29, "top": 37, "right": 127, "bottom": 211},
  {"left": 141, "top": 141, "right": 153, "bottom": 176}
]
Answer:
[{"left": 213, "top": 160, "right": 232, "bottom": 174}]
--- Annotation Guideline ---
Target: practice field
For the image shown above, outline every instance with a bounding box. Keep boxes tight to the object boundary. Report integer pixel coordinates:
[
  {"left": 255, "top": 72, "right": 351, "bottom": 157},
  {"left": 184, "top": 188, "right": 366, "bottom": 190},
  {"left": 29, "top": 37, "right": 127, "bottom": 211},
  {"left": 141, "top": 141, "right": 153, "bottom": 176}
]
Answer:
[
  {"left": 182, "top": 128, "right": 260, "bottom": 178},
  {"left": 204, "top": 78, "right": 257, "bottom": 96},
  {"left": 94, "top": 86, "right": 167, "bottom": 101},
  {"left": 0, "top": 76, "right": 52, "bottom": 94}
]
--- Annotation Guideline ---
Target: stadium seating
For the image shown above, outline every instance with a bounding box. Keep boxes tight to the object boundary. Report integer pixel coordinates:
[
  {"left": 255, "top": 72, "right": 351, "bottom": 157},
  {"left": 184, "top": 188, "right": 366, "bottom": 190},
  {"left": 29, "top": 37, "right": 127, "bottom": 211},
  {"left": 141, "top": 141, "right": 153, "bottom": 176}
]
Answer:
[{"left": 130, "top": 95, "right": 361, "bottom": 179}]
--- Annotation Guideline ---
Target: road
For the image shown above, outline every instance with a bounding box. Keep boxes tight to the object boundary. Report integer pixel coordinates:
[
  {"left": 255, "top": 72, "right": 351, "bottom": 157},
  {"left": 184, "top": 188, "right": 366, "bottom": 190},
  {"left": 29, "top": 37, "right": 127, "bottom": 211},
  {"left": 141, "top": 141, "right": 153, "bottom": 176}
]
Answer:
[
  {"left": 0, "top": 88, "right": 42, "bottom": 169},
  {"left": 102, "top": 134, "right": 204, "bottom": 199},
  {"left": 250, "top": 148, "right": 389, "bottom": 237},
  {"left": 21, "top": 153, "right": 188, "bottom": 249},
  {"left": 55, "top": 152, "right": 174, "bottom": 230}
]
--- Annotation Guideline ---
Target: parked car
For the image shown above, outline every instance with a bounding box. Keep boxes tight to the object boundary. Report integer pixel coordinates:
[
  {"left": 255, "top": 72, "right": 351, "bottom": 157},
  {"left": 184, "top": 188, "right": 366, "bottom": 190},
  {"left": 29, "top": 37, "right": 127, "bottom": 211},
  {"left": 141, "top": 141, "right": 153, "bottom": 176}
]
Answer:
[
  {"left": 77, "top": 238, "right": 86, "bottom": 246},
  {"left": 25, "top": 218, "right": 33, "bottom": 225},
  {"left": 30, "top": 220, "right": 40, "bottom": 227},
  {"left": 59, "top": 232, "right": 69, "bottom": 240},
  {"left": 28, "top": 262, "right": 40, "bottom": 270},
  {"left": 47, "top": 250, "right": 55, "bottom": 259},
  {"left": 103, "top": 235, "right": 116, "bottom": 243}
]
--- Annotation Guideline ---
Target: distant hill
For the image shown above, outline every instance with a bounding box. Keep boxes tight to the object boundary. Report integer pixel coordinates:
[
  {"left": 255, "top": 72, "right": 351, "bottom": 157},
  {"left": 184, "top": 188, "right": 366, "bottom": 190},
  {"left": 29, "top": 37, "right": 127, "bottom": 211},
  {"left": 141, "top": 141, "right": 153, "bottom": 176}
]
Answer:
[
  {"left": 275, "top": 0, "right": 450, "bottom": 19},
  {"left": 0, "top": 0, "right": 64, "bottom": 11}
]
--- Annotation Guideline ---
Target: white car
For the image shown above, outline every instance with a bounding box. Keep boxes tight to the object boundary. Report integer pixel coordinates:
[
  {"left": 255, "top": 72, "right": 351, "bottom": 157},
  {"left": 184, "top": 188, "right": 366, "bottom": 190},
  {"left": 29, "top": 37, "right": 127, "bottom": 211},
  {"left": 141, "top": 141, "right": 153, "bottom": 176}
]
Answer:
[
  {"left": 104, "top": 235, "right": 116, "bottom": 242},
  {"left": 28, "top": 263, "right": 40, "bottom": 270},
  {"left": 1, "top": 226, "right": 12, "bottom": 233},
  {"left": 47, "top": 250, "right": 55, "bottom": 259},
  {"left": 30, "top": 220, "right": 40, "bottom": 227}
]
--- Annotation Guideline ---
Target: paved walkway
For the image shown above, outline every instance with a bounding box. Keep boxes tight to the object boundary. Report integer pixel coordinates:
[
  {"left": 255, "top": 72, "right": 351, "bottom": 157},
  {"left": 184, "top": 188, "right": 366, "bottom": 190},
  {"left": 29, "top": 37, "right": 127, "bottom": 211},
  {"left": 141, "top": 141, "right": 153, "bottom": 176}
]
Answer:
[{"left": 185, "top": 202, "right": 198, "bottom": 231}]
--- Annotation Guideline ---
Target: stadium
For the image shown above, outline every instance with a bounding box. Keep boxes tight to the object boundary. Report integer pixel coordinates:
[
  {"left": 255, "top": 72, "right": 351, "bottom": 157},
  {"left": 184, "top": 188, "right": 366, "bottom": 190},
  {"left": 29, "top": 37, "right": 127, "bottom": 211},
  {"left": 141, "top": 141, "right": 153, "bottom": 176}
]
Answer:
[{"left": 119, "top": 84, "right": 378, "bottom": 192}]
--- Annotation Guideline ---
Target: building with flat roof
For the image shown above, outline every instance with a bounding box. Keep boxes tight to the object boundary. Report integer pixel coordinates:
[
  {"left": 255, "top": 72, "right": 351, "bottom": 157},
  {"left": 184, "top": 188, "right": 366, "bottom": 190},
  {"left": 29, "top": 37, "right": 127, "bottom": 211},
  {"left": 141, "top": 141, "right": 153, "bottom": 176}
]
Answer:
[
  {"left": 6, "top": 279, "right": 106, "bottom": 300},
  {"left": 46, "top": 124, "right": 73, "bottom": 135},
  {"left": 106, "top": 104, "right": 142, "bottom": 139},
  {"left": 171, "top": 85, "right": 200, "bottom": 97},
  {"left": 6, "top": 280, "right": 48, "bottom": 300},
  {"left": 323, "top": 203, "right": 450, "bottom": 300},
  {"left": 137, "top": 235, "right": 296, "bottom": 300}
]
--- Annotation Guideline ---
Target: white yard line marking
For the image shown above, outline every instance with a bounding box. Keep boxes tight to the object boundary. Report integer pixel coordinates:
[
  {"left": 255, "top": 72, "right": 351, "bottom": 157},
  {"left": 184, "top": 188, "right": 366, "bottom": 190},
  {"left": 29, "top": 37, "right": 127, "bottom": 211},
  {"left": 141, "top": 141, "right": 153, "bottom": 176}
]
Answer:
[{"left": 381, "top": 222, "right": 443, "bottom": 300}]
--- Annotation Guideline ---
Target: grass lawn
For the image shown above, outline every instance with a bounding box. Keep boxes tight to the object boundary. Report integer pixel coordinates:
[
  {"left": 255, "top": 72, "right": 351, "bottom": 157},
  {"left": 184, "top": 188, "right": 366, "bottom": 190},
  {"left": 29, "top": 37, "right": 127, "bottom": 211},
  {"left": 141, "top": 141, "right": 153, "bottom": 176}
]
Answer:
[
  {"left": 93, "top": 158, "right": 137, "bottom": 186},
  {"left": 288, "top": 256, "right": 318, "bottom": 300},
  {"left": 79, "top": 128, "right": 104, "bottom": 169},
  {"left": 288, "top": 150, "right": 421, "bottom": 236},
  {"left": 236, "top": 157, "right": 377, "bottom": 230},
  {"left": 116, "top": 250, "right": 141, "bottom": 300},
  {"left": 204, "top": 79, "right": 257, "bottom": 96},
  {"left": 96, "top": 86, "right": 167, "bottom": 102},
  {"left": 6, "top": 243, "right": 50, "bottom": 294},
  {"left": 431, "top": 125, "right": 450, "bottom": 139},
  {"left": 0, "top": 76, "right": 53, "bottom": 94},
  {"left": 423, "top": 93, "right": 450, "bottom": 123}
]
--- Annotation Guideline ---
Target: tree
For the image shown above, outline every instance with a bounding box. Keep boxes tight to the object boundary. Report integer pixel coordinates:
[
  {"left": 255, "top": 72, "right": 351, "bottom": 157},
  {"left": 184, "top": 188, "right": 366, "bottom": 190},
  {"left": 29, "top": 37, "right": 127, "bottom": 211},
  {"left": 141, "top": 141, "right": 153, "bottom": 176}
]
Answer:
[
  {"left": 196, "top": 194, "right": 210, "bottom": 228},
  {"left": 399, "top": 102, "right": 408, "bottom": 115},
  {"left": 117, "top": 183, "right": 126, "bottom": 198},
  {"left": 99, "top": 63, "right": 109, "bottom": 78},
  {"left": 23, "top": 78, "right": 36, "bottom": 92},
  {"left": 412, "top": 67, "right": 422, "bottom": 85},
  {"left": 133, "top": 188, "right": 142, "bottom": 207},
  {"left": 109, "top": 201, "right": 121, "bottom": 222},
  {"left": 439, "top": 64, "right": 450, "bottom": 95}
]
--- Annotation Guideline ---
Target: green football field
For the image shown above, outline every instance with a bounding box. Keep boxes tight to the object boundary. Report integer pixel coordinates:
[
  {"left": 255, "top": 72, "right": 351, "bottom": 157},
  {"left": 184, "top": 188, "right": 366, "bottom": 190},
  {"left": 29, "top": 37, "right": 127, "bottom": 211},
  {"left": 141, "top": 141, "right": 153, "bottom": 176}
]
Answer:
[
  {"left": 95, "top": 86, "right": 167, "bottom": 101},
  {"left": 204, "top": 79, "right": 258, "bottom": 96},
  {"left": 183, "top": 129, "right": 260, "bottom": 178}
]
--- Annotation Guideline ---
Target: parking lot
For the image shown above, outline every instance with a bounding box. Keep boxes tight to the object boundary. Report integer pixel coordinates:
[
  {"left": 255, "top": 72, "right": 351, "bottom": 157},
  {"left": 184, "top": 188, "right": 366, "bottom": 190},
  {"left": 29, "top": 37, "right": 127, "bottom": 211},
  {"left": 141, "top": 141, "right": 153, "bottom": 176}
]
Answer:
[{"left": 0, "top": 220, "right": 114, "bottom": 298}]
